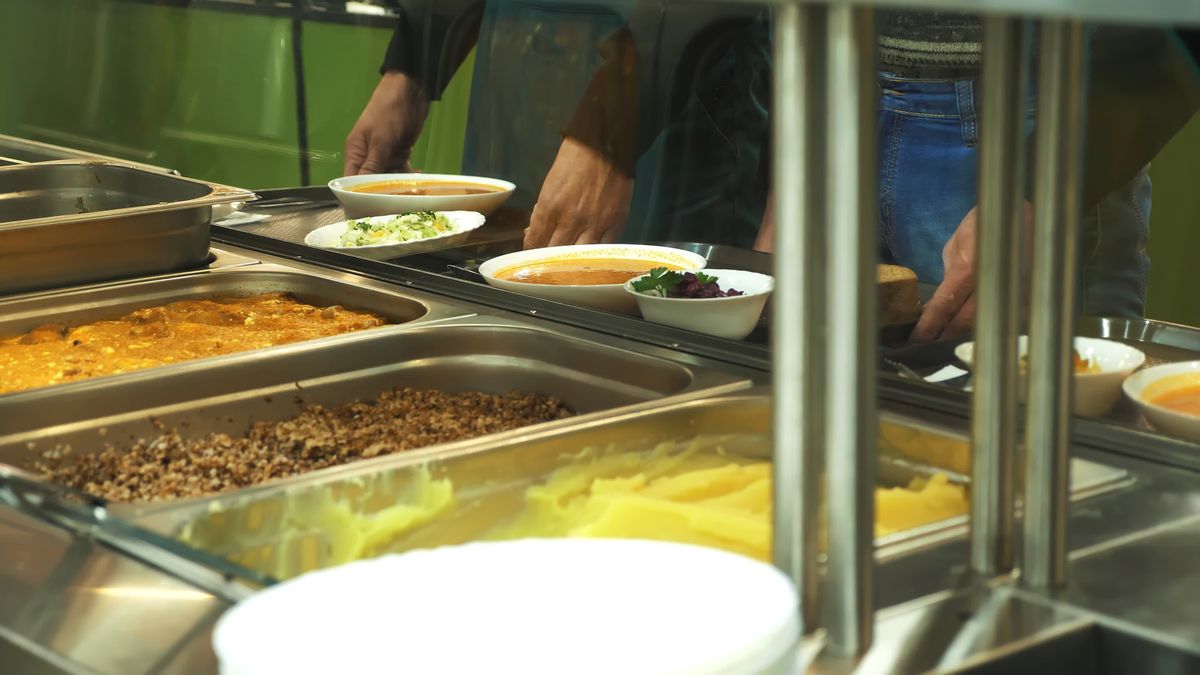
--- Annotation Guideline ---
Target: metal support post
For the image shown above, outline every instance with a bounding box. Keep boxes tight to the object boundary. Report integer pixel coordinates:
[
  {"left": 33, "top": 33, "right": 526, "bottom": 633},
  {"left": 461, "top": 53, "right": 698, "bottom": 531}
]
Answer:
[
  {"left": 822, "top": 4, "right": 878, "bottom": 657},
  {"left": 1023, "top": 19, "right": 1088, "bottom": 590},
  {"left": 971, "top": 16, "right": 1030, "bottom": 579},
  {"left": 771, "top": 1, "right": 826, "bottom": 634}
]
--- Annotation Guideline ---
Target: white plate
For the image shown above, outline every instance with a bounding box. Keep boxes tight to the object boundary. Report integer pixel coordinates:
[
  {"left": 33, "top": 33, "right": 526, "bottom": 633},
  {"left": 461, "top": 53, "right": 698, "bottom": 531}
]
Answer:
[
  {"left": 329, "top": 173, "right": 515, "bottom": 218},
  {"left": 478, "top": 244, "right": 707, "bottom": 315},
  {"left": 213, "top": 539, "right": 799, "bottom": 675},
  {"left": 304, "top": 211, "right": 486, "bottom": 260}
]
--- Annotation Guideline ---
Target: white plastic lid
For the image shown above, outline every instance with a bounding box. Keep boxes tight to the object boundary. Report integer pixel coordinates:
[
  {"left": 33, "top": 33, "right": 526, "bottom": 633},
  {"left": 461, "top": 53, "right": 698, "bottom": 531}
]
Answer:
[{"left": 213, "top": 538, "right": 800, "bottom": 675}]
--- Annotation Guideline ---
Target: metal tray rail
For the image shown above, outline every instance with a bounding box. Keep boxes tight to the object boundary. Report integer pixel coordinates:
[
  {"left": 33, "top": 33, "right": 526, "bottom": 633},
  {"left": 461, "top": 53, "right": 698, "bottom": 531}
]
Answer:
[{"left": 123, "top": 395, "right": 1128, "bottom": 583}]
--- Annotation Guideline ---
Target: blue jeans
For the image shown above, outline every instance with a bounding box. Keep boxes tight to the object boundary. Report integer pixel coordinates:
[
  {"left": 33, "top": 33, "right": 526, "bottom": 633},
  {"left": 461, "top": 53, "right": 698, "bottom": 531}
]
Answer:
[{"left": 879, "top": 73, "right": 1151, "bottom": 317}]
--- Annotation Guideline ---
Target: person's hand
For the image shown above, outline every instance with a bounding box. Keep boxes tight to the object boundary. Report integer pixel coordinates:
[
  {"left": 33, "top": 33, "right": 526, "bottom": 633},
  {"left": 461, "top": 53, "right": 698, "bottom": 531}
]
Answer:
[
  {"left": 753, "top": 197, "right": 775, "bottom": 253},
  {"left": 525, "top": 137, "right": 634, "bottom": 249},
  {"left": 910, "top": 203, "right": 1033, "bottom": 342},
  {"left": 343, "top": 71, "right": 430, "bottom": 176},
  {"left": 910, "top": 207, "right": 980, "bottom": 342}
]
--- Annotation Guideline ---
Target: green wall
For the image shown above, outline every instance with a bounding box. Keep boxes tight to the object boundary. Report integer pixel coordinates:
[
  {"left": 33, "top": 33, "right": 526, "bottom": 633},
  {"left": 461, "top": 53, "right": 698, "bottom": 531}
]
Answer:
[
  {"left": 1147, "top": 115, "right": 1200, "bottom": 327},
  {"left": 0, "top": 0, "right": 471, "bottom": 189}
]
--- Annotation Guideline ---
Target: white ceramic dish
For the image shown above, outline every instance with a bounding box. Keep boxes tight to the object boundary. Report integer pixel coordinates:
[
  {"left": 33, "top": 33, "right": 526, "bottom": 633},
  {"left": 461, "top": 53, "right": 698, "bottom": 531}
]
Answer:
[
  {"left": 1123, "top": 361, "right": 1200, "bottom": 443},
  {"left": 329, "top": 173, "right": 515, "bottom": 218},
  {"left": 213, "top": 539, "right": 799, "bottom": 675},
  {"left": 624, "top": 269, "right": 774, "bottom": 340},
  {"left": 303, "top": 211, "right": 486, "bottom": 261},
  {"left": 955, "top": 336, "right": 1146, "bottom": 417},
  {"left": 478, "top": 244, "right": 707, "bottom": 315}
]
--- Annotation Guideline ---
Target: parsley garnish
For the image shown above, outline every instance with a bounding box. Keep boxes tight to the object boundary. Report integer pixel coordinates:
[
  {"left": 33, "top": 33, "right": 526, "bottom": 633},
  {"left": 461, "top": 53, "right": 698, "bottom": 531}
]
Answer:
[{"left": 631, "top": 267, "right": 684, "bottom": 295}]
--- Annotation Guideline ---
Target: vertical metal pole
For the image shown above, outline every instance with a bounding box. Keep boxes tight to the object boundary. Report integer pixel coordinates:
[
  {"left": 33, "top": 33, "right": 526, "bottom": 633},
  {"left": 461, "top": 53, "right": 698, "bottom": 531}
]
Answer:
[
  {"left": 972, "top": 17, "right": 1029, "bottom": 579},
  {"left": 823, "top": 4, "right": 877, "bottom": 657},
  {"left": 1023, "top": 19, "right": 1087, "bottom": 590},
  {"left": 771, "top": 1, "right": 825, "bottom": 634}
]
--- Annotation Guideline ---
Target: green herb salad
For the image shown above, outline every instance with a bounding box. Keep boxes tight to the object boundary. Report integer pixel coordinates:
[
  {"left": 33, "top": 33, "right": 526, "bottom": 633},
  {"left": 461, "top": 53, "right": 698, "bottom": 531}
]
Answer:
[{"left": 338, "top": 212, "right": 453, "bottom": 247}]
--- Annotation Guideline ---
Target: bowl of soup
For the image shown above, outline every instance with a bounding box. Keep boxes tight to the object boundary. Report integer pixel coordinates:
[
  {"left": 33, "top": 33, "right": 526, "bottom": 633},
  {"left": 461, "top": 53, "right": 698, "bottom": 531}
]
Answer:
[
  {"left": 1124, "top": 361, "right": 1200, "bottom": 442},
  {"left": 330, "top": 173, "right": 515, "bottom": 218},
  {"left": 478, "top": 244, "right": 707, "bottom": 314}
]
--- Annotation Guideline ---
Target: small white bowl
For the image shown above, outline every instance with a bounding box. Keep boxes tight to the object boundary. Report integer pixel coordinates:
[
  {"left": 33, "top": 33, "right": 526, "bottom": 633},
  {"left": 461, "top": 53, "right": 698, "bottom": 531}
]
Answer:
[
  {"left": 329, "top": 173, "right": 515, "bottom": 218},
  {"left": 624, "top": 269, "right": 774, "bottom": 340},
  {"left": 955, "top": 336, "right": 1145, "bottom": 417},
  {"left": 478, "top": 244, "right": 707, "bottom": 315},
  {"left": 304, "top": 211, "right": 486, "bottom": 260},
  {"left": 1123, "top": 361, "right": 1200, "bottom": 443}
]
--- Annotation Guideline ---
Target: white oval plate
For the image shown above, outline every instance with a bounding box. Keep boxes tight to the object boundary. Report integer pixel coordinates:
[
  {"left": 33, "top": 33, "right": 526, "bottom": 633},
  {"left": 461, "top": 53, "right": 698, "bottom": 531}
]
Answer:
[{"left": 304, "top": 211, "right": 486, "bottom": 260}]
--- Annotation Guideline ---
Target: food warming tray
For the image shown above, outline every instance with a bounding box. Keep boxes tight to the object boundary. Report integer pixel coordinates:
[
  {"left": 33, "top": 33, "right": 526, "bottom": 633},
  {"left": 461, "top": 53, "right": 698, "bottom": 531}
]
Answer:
[
  {"left": 0, "top": 160, "right": 254, "bottom": 295},
  {"left": 0, "top": 264, "right": 483, "bottom": 427},
  {"left": 124, "top": 394, "right": 1127, "bottom": 583},
  {"left": 0, "top": 316, "right": 751, "bottom": 505}
]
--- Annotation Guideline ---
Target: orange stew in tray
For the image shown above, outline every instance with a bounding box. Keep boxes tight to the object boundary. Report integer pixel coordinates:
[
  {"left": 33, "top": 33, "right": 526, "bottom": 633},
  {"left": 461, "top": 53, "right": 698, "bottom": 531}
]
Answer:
[{"left": 0, "top": 293, "right": 387, "bottom": 395}]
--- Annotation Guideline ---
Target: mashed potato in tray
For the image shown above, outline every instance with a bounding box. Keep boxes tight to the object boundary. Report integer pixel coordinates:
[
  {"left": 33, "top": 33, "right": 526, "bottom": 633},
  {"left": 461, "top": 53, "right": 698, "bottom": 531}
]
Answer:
[
  {"left": 187, "top": 437, "right": 969, "bottom": 581},
  {"left": 486, "top": 441, "right": 967, "bottom": 561}
]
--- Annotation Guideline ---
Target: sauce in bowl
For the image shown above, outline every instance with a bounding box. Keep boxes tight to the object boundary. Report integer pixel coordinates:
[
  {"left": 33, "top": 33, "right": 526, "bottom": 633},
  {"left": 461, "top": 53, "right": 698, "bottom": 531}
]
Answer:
[
  {"left": 1150, "top": 385, "right": 1200, "bottom": 417},
  {"left": 350, "top": 180, "right": 502, "bottom": 196},
  {"left": 497, "top": 258, "right": 683, "bottom": 286}
]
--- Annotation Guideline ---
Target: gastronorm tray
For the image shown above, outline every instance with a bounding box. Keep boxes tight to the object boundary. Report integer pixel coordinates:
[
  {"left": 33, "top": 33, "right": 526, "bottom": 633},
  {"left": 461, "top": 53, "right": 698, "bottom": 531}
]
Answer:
[
  {"left": 0, "top": 160, "right": 254, "bottom": 295},
  {"left": 0, "top": 264, "right": 483, "bottom": 427},
  {"left": 0, "top": 316, "right": 751, "bottom": 510},
  {"left": 123, "top": 394, "right": 1128, "bottom": 583}
]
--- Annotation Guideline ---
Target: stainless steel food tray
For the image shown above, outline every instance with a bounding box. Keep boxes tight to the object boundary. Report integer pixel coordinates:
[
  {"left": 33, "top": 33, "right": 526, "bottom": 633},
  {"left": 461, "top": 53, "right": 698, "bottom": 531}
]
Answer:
[
  {"left": 0, "top": 313, "right": 750, "bottom": 475},
  {"left": 128, "top": 394, "right": 1128, "bottom": 582},
  {"left": 0, "top": 264, "right": 481, "bottom": 428},
  {"left": 0, "top": 160, "right": 254, "bottom": 295}
]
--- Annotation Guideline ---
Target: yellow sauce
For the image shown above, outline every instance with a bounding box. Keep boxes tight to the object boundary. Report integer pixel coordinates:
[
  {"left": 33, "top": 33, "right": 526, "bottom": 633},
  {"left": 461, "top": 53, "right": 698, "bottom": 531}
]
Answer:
[
  {"left": 0, "top": 293, "right": 387, "bottom": 395},
  {"left": 497, "top": 258, "right": 682, "bottom": 286}
]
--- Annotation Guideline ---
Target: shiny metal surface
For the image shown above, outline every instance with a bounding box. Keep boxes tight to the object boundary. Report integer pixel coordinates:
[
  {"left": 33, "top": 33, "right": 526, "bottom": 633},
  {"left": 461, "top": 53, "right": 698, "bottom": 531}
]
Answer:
[
  {"left": 0, "top": 134, "right": 172, "bottom": 174},
  {"left": 1024, "top": 20, "right": 1087, "bottom": 591},
  {"left": 0, "top": 503, "right": 231, "bottom": 674},
  {"left": 0, "top": 161, "right": 253, "bottom": 296},
  {"left": 0, "top": 315, "right": 750, "bottom": 508},
  {"left": 771, "top": 1, "right": 826, "bottom": 633},
  {"left": 970, "top": 17, "right": 1030, "bottom": 578},
  {"left": 0, "top": 264, "right": 473, "bottom": 431},
  {"left": 821, "top": 5, "right": 878, "bottom": 656}
]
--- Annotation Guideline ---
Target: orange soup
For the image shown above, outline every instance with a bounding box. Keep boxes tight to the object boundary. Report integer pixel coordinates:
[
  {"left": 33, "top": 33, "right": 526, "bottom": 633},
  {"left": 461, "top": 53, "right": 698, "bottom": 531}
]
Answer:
[
  {"left": 1150, "top": 385, "right": 1200, "bottom": 417},
  {"left": 497, "top": 258, "right": 683, "bottom": 286},
  {"left": 350, "top": 180, "right": 501, "bottom": 196}
]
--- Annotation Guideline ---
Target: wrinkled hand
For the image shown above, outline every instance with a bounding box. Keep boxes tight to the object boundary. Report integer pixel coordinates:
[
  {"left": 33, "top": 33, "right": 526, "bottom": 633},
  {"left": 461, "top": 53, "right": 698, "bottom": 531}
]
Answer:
[
  {"left": 343, "top": 71, "right": 430, "bottom": 176},
  {"left": 910, "top": 207, "right": 981, "bottom": 342},
  {"left": 525, "top": 137, "right": 634, "bottom": 249}
]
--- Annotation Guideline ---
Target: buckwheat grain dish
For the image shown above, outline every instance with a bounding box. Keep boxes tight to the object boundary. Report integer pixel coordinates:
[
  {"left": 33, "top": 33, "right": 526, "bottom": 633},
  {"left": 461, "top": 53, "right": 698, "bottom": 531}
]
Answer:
[
  {"left": 0, "top": 293, "right": 388, "bottom": 396},
  {"left": 38, "top": 387, "right": 573, "bottom": 502}
]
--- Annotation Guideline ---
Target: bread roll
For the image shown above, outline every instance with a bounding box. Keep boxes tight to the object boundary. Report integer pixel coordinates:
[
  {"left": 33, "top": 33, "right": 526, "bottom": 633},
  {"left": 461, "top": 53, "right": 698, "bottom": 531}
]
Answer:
[{"left": 878, "top": 264, "right": 920, "bottom": 326}]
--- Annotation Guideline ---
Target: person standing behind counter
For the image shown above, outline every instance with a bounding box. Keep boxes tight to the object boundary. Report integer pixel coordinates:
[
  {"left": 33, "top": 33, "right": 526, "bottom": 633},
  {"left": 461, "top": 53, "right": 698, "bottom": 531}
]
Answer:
[{"left": 545, "top": 10, "right": 1200, "bottom": 340}]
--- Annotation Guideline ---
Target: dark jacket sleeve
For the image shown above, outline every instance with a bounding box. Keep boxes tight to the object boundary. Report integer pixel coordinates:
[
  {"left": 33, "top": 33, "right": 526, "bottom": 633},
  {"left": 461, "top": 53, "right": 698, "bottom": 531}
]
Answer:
[
  {"left": 1075, "top": 26, "right": 1200, "bottom": 207},
  {"left": 561, "top": 1, "right": 762, "bottom": 176},
  {"left": 379, "top": 0, "right": 485, "bottom": 101}
]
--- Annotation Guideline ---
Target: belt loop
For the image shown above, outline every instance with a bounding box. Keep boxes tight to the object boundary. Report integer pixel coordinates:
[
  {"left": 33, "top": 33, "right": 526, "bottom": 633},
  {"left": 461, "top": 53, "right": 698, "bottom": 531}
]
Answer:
[{"left": 956, "top": 79, "right": 979, "bottom": 147}]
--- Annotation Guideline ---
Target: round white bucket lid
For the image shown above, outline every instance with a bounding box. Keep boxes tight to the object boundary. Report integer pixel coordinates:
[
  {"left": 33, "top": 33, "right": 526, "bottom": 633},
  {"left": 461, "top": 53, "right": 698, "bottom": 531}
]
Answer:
[{"left": 214, "top": 538, "right": 800, "bottom": 675}]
